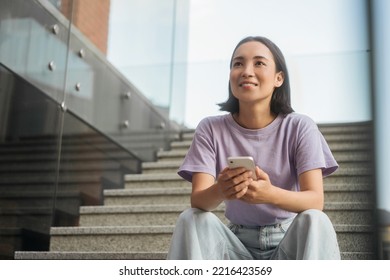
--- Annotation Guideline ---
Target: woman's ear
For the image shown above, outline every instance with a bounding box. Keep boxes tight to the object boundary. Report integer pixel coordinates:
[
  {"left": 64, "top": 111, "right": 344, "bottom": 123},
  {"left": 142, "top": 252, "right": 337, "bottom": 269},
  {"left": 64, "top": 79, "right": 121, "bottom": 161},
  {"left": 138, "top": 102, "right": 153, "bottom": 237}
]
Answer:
[{"left": 275, "top": 71, "right": 284, "bottom": 87}]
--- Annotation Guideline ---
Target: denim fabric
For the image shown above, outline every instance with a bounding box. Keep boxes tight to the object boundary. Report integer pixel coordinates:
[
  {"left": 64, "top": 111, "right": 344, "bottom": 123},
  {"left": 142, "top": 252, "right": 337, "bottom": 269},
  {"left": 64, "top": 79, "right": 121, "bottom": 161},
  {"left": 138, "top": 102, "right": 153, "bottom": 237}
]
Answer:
[
  {"left": 166, "top": 208, "right": 253, "bottom": 260},
  {"left": 228, "top": 216, "right": 295, "bottom": 260},
  {"left": 167, "top": 208, "right": 340, "bottom": 260}
]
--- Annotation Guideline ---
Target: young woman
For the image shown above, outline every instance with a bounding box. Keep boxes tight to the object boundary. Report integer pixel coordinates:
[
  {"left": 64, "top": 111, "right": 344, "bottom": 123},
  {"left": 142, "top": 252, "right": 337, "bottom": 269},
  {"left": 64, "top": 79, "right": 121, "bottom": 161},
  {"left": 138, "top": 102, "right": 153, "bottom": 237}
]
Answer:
[{"left": 167, "top": 36, "right": 340, "bottom": 260}]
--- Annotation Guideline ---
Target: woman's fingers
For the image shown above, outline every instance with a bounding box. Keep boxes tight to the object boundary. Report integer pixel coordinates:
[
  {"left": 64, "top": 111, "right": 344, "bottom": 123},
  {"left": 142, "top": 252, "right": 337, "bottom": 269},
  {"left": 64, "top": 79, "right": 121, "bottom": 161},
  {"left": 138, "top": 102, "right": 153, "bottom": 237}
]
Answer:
[
  {"left": 255, "top": 166, "right": 269, "bottom": 181},
  {"left": 219, "top": 168, "right": 253, "bottom": 200}
]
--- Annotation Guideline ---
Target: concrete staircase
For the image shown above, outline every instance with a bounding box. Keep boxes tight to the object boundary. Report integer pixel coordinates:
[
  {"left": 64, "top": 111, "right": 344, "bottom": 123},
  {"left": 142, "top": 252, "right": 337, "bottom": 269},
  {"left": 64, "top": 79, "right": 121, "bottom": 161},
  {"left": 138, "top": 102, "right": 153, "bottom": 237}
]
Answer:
[
  {"left": 14, "top": 122, "right": 377, "bottom": 260},
  {"left": 0, "top": 133, "right": 142, "bottom": 259}
]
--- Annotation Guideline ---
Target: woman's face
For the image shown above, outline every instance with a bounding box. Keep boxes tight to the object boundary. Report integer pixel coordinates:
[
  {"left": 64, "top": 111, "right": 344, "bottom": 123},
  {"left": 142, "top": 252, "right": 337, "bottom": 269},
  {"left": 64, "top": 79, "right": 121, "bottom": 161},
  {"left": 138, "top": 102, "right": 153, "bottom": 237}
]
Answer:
[{"left": 229, "top": 41, "right": 284, "bottom": 108}]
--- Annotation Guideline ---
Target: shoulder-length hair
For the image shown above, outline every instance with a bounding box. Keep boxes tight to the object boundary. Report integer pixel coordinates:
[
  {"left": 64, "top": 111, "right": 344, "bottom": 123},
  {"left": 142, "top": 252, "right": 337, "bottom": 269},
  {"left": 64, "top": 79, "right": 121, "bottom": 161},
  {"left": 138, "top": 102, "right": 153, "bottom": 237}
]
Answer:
[{"left": 218, "top": 36, "right": 294, "bottom": 115}]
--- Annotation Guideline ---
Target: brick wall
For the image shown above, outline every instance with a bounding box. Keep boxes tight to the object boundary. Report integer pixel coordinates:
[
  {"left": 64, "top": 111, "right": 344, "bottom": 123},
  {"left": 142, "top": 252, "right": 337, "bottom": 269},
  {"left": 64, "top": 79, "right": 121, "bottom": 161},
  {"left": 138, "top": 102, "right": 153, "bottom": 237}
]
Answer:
[{"left": 61, "top": 0, "right": 110, "bottom": 55}]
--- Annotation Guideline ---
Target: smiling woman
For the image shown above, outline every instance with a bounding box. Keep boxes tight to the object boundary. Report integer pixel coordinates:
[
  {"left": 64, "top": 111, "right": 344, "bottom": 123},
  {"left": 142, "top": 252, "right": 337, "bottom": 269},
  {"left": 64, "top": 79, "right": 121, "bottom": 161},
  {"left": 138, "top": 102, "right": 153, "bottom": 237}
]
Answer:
[{"left": 167, "top": 36, "right": 340, "bottom": 260}]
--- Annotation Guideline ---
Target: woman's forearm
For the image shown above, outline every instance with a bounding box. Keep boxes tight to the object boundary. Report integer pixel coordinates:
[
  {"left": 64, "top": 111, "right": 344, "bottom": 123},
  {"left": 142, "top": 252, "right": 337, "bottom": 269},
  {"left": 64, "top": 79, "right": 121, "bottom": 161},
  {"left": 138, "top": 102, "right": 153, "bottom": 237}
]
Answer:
[
  {"left": 240, "top": 168, "right": 324, "bottom": 213},
  {"left": 191, "top": 182, "right": 223, "bottom": 211},
  {"left": 270, "top": 186, "right": 324, "bottom": 213}
]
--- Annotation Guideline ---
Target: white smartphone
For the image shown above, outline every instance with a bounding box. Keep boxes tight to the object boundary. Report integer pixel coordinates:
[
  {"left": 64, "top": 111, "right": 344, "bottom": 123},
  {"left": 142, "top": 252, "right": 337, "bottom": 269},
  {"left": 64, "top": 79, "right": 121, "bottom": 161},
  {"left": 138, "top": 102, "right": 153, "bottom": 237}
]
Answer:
[{"left": 227, "top": 156, "right": 257, "bottom": 180}]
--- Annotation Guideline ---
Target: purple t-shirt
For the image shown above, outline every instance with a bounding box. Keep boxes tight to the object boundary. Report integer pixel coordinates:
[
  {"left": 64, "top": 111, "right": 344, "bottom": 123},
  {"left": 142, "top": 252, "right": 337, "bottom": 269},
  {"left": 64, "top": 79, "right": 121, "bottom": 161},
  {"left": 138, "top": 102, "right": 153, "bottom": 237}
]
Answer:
[{"left": 178, "top": 113, "right": 338, "bottom": 226}]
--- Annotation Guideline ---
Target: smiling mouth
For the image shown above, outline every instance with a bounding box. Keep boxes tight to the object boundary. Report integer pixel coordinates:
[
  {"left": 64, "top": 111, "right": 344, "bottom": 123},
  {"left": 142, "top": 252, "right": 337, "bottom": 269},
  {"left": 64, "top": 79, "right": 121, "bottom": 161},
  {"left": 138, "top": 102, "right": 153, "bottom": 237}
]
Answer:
[{"left": 239, "top": 82, "right": 258, "bottom": 87}]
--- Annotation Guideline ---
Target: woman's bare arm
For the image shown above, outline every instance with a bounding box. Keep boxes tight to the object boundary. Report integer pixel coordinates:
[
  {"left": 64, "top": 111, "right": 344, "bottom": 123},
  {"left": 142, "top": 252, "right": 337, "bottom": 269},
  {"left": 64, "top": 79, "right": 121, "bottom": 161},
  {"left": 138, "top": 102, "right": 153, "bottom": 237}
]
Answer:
[{"left": 240, "top": 167, "right": 324, "bottom": 213}]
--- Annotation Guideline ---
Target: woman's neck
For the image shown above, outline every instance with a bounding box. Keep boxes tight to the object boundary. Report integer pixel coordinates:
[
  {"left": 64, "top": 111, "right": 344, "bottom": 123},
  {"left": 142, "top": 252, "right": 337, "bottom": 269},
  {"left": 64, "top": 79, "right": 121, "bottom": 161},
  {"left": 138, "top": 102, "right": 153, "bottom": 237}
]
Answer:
[{"left": 233, "top": 108, "right": 277, "bottom": 129}]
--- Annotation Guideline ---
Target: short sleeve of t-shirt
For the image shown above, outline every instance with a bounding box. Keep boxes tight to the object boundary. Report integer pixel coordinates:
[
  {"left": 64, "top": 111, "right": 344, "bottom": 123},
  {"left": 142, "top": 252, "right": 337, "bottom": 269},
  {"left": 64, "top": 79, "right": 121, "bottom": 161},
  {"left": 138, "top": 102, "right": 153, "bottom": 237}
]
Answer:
[
  {"left": 292, "top": 116, "right": 338, "bottom": 177},
  {"left": 178, "top": 118, "right": 218, "bottom": 182}
]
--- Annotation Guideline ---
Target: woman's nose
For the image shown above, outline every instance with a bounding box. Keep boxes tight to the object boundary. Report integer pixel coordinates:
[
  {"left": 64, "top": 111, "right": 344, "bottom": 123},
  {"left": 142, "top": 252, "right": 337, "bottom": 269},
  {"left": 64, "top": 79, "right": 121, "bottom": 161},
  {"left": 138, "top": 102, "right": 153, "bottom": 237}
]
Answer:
[{"left": 242, "top": 64, "right": 254, "bottom": 77}]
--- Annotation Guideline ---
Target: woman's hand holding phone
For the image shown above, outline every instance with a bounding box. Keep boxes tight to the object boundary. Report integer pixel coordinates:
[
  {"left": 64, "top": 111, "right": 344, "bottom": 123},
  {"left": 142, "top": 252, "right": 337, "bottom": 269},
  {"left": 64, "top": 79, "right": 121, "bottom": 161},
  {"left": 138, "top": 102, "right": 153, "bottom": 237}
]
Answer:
[
  {"left": 227, "top": 156, "right": 257, "bottom": 180},
  {"left": 214, "top": 156, "right": 256, "bottom": 200}
]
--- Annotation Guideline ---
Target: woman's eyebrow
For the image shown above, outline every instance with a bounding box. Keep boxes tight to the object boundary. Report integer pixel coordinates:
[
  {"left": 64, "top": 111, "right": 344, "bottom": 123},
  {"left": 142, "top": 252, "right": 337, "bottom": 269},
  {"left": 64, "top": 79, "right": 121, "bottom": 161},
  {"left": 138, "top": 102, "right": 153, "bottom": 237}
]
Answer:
[
  {"left": 253, "top": 55, "right": 269, "bottom": 61},
  {"left": 232, "top": 56, "right": 244, "bottom": 61},
  {"left": 232, "top": 55, "right": 269, "bottom": 61}
]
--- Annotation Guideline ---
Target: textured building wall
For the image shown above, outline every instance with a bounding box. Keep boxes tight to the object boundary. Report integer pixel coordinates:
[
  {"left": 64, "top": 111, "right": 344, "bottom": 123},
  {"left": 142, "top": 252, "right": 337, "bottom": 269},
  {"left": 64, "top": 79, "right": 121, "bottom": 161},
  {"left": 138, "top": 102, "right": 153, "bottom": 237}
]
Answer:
[{"left": 61, "top": 0, "right": 110, "bottom": 54}]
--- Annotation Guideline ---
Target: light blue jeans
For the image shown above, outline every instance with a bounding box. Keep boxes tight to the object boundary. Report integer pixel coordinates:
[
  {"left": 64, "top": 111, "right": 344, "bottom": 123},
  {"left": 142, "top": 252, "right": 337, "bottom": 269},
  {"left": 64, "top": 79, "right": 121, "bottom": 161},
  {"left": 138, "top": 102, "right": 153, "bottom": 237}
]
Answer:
[{"left": 167, "top": 208, "right": 340, "bottom": 260}]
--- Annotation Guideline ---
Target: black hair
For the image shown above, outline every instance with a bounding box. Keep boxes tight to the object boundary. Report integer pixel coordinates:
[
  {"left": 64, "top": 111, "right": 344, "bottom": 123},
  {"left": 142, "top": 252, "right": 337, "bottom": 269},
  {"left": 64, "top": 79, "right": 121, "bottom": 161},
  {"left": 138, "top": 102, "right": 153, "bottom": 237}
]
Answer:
[{"left": 218, "top": 36, "right": 294, "bottom": 115}]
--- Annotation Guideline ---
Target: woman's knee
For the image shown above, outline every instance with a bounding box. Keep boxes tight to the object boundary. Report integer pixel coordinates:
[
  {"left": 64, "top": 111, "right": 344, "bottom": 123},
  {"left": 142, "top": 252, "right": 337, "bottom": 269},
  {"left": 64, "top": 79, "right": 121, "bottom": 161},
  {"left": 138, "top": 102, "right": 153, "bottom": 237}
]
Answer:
[
  {"left": 300, "top": 209, "right": 330, "bottom": 220},
  {"left": 177, "top": 208, "right": 219, "bottom": 226},
  {"left": 296, "top": 209, "right": 334, "bottom": 229}
]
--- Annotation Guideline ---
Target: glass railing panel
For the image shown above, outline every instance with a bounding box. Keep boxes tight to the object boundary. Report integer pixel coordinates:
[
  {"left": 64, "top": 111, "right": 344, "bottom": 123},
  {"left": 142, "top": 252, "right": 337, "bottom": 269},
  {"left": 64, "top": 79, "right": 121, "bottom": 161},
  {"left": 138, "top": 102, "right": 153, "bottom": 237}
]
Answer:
[
  {"left": 61, "top": 0, "right": 182, "bottom": 161},
  {"left": 106, "top": 0, "right": 190, "bottom": 126},
  {"left": 56, "top": 109, "right": 142, "bottom": 215},
  {"left": 0, "top": 0, "right": 71, "bottom": 104},
  {"left": 0, "top": 63, "right": 143, "bottom": 258},
  {"left": 62, "top": 40, "right": 180, "bottom": 161},
  {"left": 1, "top": 0, "right": 186, "bottom": 260},
  {"left": 0, "top": 63, "right": 62, "bottom": 259},
  {"left": 106, "top": 0, "right": 176, "bottom": 111}
]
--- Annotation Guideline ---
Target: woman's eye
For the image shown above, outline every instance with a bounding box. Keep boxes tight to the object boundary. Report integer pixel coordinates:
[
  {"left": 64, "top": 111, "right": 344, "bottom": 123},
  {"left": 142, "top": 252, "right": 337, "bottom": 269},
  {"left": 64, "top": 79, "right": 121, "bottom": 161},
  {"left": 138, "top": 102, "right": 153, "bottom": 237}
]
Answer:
[
  {"left": 233, "top": 62, "right": 243, "bottom": 67},
  {"left": 255, "top": 61, "right": 265, "bottom": 66}
]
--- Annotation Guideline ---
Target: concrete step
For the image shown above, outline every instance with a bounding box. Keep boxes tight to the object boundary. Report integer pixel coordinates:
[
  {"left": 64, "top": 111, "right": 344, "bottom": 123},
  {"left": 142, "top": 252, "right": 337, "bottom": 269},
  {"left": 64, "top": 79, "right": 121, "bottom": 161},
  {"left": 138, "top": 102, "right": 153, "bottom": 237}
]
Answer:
[
  {"left": 14, "top": 250, "right": 374, "bottom": 260},
  {"left": 14, "top": 251, "right": 167, "bottom": 260},
  {"left": 334, "top": 224, "right": 376, "bottom": 254},
  {"left": 109, "top": 130, "right": 180, "bottom": 142},
  {"left": 320, "top": 132, "right": 372, "bottom": 141},
  {"left": 324, "top": 183, "right": 373, "bottom": 203},
  {"left": 141, "top": 161, "right": 182, "bottom": 174},
  {"left": 157, "top": 150, "right": 187, "bottom": 162},
  {"left": 340, "top": 252, "right": 376, "bottom": 260},
  {"left": 103, "top": 187, "right": 192, "bottom": 206},
  {"left": 331, "top": 165, "right": 373, "bottom": 176},
  {"left": 324, "top": 174, "right": 373, "bottom": 185},
  {"left": 77, "top": 203, "right": 373, "bottom": 227},
  {"left": 124, "top": 174, "right": 191, "bottom": 189},
  {"left": 325, "top": 202, "right": 374, "bottom": 225},
  {"left": 43, "top": 224, "right": 374, "bottom": 254},
  {"left": 318, "top": 123, "right": 372, "bottom": 134},
  {"left": 105, "top": 182, "right": 372, "bottom": 207},
  {"left": 169, "top": 140, "right": 192, "bottom": 151},
  {"left": 78, "top": 205, "right": 226, "bottom": 227},
  {"left": 48, "top": 226, "right": 174, "bottom": 252},
  {"left": 181, "top": 132, "right": 195, "bottom": 141}
]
